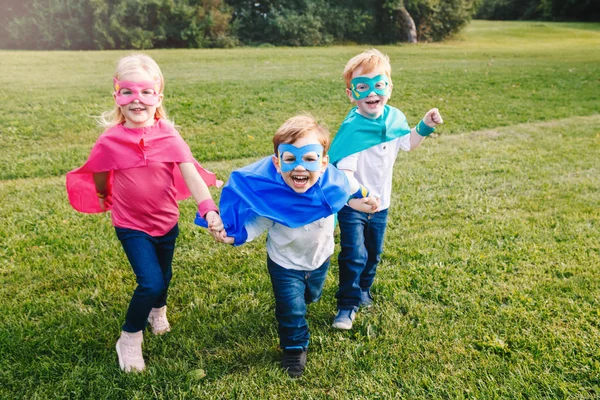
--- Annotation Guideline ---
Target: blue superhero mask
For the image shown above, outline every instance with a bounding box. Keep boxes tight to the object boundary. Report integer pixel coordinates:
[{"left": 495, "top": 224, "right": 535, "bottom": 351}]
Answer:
[
  {"left": 277, "top": 143, "right": 324, "bottom": 172},
  {"left": 350, "top": 74, "right": 391, "bottom": 100}
]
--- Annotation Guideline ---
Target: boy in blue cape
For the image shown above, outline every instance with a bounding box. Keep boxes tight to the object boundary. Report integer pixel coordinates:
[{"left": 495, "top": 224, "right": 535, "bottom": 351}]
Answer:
[
  {"left": 329, "top": 49, "right": 444, "bottom": 330},
  {"left": 199, "top": 115, "right": 376, "bottom": 378}
]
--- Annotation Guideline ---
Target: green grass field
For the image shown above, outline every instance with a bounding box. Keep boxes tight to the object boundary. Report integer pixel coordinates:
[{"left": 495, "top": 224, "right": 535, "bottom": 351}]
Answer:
[{"left": 1, "top": 20, "right": 599, "bottom": 398}]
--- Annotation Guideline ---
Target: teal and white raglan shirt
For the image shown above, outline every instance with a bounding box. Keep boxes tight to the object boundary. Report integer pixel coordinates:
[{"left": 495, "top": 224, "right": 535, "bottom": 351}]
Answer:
[{"left": 328, "top": 105, "right": 412, "bottom": 211}]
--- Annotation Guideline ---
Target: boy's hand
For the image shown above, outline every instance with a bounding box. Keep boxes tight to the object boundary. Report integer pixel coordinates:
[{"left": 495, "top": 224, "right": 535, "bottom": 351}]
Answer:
[
  {"left": 364, "top": 195, "right": 380, "bottom": 211},
  {"left": 423, "top": 108, "right": 443, "bottom": 128},
  {"left": 348, "top": 196, "right": 379, "bottom": 213},
  {"left": 206, "top": 211, "right": 224, "bottom": 233},
  {"left": 204, "top": 212, "right": 234, "bottom": 244},
  {"left": 212, "top": 229, "right": 235, "bottom": 244}
]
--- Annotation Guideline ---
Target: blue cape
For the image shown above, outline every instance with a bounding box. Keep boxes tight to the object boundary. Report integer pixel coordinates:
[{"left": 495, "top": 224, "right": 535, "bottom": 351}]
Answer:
[
  {"left": 328, "top": 105, "right": 411, "bottom": 165},
  {"left": 195, "top": 156, "right": 350, "bottom": 245}
]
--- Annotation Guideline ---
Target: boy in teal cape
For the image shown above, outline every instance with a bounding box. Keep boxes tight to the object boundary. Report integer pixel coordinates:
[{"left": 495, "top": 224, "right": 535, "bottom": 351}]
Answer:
[{"left": 330, "top": 49, "right": 444, "bottom": 330}]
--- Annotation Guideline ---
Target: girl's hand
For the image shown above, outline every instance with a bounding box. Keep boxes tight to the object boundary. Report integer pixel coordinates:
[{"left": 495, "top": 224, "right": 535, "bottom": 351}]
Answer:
[
  {"left": 423, "top": 108, "right": 443, "bottom": 127},
  {"left": 205, "top": 212, "right": 234, "bottom": 244},
  {"left": 98, "top": 192, "right": 112, "bottom": 211},
  {"left": 206, "top": 211, "right": 224, "bottom": 233}
]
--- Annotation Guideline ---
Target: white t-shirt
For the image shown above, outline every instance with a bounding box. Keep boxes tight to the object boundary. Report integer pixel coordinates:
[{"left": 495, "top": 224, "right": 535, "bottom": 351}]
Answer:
[
  {"left": 245, "top": 215, "right": 335, "bottom": 271},
  {"left": 336, "top": 135, "right": 411, "bottom": 211}
]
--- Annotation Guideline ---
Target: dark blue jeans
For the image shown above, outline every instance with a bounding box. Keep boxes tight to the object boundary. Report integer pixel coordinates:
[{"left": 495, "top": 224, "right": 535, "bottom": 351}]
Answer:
[
  {"left": 115, "top": 224, "right": 179, "bottom": 333},
  {"left": 267, "top": 256, "right": 330, "bottom": 350},
  {"left": 336, "top": 206, "right": 388, "bottom": 309}
]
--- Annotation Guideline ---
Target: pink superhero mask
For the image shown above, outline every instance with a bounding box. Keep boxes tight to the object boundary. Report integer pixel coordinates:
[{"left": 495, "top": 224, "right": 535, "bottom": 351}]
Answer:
[{"left": 113, "top": 77, "right": 162, "bottom": 106}]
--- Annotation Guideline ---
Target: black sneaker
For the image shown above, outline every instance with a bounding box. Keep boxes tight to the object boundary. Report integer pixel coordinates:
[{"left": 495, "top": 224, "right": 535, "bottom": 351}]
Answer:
[{"left": 282, "top": 347, "right": 307, "bottom": 378}]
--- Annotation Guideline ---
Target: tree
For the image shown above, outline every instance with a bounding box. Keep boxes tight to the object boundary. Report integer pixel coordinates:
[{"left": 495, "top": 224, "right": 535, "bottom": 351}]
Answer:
[
  {"left": 475, "top": 0, "right": 600, "bottom": 21},
  {"left": 405, "top": 0, "right": 480, "bottom": 42},
  {"left": 0, "top": 0, "right": 480, "bottom": 49},
  {"left": 1, "top": 0, "right": 94, "bottom": 50}
]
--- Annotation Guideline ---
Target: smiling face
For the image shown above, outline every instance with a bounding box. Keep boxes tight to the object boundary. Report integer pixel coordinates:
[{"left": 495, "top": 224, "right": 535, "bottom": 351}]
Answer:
[
  {"left": 272, "top": 129, "right": 329, "bottom": 194},
  {"left": 346, "top": 65, "right": 392, "bottom": 119},
  {"left": 115, "top": 69, "right": 163, "bottom": 128}
]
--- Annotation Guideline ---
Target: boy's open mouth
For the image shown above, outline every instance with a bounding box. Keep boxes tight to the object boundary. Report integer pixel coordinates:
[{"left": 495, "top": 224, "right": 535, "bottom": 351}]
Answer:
[
  {"left": 291, "top": 174, "right": 309, "bottom": 185},
  {"left": 366, "top": 99, "right": 380, "bottom": 105}
]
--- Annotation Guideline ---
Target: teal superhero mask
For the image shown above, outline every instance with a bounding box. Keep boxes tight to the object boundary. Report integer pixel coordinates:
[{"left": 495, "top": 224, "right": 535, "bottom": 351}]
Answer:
[
  {"left": 328, "top": 105, "right": 411, "bottom": 165},
  {"left": 278, "top": 143, "right": 323, "bottom": 172},
  {"left": 350, "top": 74, "right": 390, "bottom": 100}
]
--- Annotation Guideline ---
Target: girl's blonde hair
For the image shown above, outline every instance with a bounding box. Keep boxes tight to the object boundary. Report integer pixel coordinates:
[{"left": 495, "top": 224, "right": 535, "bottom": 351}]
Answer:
[
  {"left": 342, "top": 48, "right": 393, "bottom": 89},
  {"left": 272, "top": 114, "right": 331, "bottom": 155},
  {"left": 98, "top": 53, "right": 170, "bottom": 128}
]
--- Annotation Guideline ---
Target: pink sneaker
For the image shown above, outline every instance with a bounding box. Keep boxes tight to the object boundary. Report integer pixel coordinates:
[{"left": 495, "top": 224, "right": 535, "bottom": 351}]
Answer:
[
  {"left": 116, "top": 330, "right": 145, "bottom": 372},
  {"left": 148, "top": 306, "right": 171, "bottom": 335}
]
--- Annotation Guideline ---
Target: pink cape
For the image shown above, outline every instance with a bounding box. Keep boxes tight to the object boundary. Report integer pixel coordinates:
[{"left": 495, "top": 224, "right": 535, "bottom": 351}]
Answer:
[{"left": 66, "top": 120, "right": 220, "bottom": 213}]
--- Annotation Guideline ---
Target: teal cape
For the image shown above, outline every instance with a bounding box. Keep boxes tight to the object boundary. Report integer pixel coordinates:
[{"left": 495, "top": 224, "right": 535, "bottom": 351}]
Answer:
[{"left": 328, "top": 105, "right": 411, "bottom": 165}]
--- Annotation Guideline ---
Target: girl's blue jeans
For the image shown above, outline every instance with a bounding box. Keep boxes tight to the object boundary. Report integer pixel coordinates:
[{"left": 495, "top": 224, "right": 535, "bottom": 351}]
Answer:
[
  {"left": 335, "top": 206, "right": 388, "bottom": 309},
  {"left": 115, "top": 224, "right": 179, "bottom": 333},
  {"left": 267, "top": 255, "right": 330, "bottom": 350}
]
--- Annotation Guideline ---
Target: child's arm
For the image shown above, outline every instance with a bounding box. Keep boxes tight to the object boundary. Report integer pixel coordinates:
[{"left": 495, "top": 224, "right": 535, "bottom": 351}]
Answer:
[
  {"left": 341, "top": 169, "right": 380, "bottom": 212},
  {"left": 213, "top": 216, "right": 272, "bottom": 245},
  {"left": 93, "top": 172, "right": 109, "bottom": 211},
  {"left": 348, "top": 197, "right": 380, "bottom": 213},
  {"left": 409, "top": 108, "right": 443, "bottom": 150},
  {"left": 178, "top": 162, "right": 223, "bottom": 233}
]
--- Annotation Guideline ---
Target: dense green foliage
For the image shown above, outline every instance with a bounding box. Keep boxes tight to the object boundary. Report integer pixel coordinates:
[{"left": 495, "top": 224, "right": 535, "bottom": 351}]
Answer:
[
  {"left": 0, "top": 0, "right": 235, "bottom": 50},
  {"left": 1, "top": 21, "right": 599, "bottom": 398},
  {"left": 0, "top": 0, "right": 476, "bottom": 49},
  {"left": 476, "top": 0, "right": 600, "bottom": 21},
  {"left": 405, "top": 0, "right": 480, "bottom": 41},
  {"left": 229, "top": 0, "right": 479, "bottom": 44}
]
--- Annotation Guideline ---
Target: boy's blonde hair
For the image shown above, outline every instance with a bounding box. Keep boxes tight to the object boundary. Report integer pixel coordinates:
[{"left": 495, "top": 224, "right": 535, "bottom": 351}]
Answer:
[
  {"left": 98, "top": 53, "right": 170, "bottom": 128},
  {"left": 273, "top": 114, "right": 331, "bottom": 155},
  {"left": 343, "top": 48, "right": 393, "bottom": 89}
]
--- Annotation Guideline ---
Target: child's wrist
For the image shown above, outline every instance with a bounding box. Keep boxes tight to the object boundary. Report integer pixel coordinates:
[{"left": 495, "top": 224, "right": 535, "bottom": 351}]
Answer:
[
  {"left": 198, "top": 199, "right": 218, "bottom": 218},
  {"left": 416, "top": 119, "right": 435, "bottom": 137},
  {"left": 347, "top": 185, "right": 370, "bottom": 204},
  {"left": 351, "top": 185, "right": 370, "bottom": 198}
]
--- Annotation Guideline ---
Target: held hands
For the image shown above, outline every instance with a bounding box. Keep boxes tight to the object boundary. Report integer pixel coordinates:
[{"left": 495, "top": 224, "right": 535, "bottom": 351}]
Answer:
[
  {"left": 423, "top": 108, "right": 444, "bottom": 128},
  {"left": 206, "top": 211, "right": 223, "bottom": 232},
  {"left": 348, "top": 195, "right": 380, "bottom": 214},
  {"left": 205, "top": 211, "right": 235, "bottom": 244}
]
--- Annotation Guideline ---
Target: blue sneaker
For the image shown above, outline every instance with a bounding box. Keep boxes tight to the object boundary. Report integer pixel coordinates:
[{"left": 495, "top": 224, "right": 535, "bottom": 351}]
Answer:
[
  {"left": 332, "top": 308, "right": 357, "bottom": 330},
  {"left": 360, "top": 289, "right": 373, "bottom": 308}
]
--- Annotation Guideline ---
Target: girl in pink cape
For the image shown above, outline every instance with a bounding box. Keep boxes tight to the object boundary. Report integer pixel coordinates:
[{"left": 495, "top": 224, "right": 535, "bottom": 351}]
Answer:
[{"left": 66, "top": 53, "right": 224, "bottom": 373}]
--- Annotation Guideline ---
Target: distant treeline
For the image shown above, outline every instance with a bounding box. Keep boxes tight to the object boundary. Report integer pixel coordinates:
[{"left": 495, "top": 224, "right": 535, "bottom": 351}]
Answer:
[
  {"left": 0, "top": 0, "right": 478, "bottom": 50},
  {"left": 1, "top": 0, "right": 596, "bottom": 50},
  {"left": 476, "top": 0, "right": 600, "bottom": 21}
]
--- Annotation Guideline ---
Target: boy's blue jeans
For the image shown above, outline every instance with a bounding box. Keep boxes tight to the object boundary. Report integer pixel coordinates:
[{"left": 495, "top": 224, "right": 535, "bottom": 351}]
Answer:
[
  {"left": 267, "top": 256, "right": 330, "bottom": 350},
  {"left": 336, "top": 206, "right": 388, "bottom": 309},
  {"left": 115, "top": 224, "right": 179, "bottom": 333}
]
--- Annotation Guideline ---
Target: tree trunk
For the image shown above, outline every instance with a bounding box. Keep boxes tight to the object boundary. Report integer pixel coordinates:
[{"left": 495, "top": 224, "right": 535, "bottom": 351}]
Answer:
[{"left": 397, "top": 6, "right": 417, "bottom": 43}]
